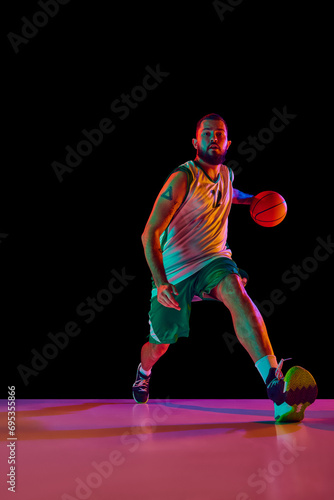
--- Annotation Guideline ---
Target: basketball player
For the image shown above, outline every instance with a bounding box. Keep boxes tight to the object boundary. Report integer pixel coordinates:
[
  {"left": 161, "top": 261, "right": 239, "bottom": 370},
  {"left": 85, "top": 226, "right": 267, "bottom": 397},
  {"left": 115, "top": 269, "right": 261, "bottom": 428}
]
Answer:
[{"left": 132, "top": 113, "right": 317, "bottom": 422}]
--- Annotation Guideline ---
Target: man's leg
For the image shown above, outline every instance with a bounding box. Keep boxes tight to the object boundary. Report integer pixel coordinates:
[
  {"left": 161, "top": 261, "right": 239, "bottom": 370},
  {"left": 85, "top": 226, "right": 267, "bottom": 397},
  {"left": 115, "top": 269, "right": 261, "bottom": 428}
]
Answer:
[
  {"left": 210, "top": 273, "right": 318, "bottom": 421},
  {"left": 141, "top": 342, "right": 170, "bottom": 371},
  {"left": 210, "top": 273, "right": 273, "bottom": 363},
  {"left": 132, "top": 342, "right": 170, "bottom": 403}
]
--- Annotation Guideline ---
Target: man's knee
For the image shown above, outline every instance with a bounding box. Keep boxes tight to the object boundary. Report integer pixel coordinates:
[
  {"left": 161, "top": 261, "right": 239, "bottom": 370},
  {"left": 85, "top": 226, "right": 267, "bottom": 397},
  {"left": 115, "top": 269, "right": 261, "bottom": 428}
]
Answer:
[
  {"left": 215, "top": 273, "right": 248, "bottom": 305},
  {"left": 151, "top": 342, "right": 170, "bottom": 358}
]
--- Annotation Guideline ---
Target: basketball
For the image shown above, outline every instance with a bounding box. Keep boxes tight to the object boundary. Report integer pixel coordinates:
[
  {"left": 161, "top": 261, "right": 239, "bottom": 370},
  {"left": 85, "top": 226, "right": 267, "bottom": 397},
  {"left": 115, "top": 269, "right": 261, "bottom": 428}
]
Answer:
[{"left": 250, "top": 191, "right": 287, "bottom": 227}]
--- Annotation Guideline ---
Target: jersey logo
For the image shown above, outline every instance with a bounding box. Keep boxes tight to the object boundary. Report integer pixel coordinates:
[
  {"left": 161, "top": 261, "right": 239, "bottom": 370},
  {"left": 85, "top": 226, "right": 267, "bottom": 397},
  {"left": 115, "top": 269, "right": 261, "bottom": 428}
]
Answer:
[{"left": 211, "top": 189, "right": 222, "bottom": 208}]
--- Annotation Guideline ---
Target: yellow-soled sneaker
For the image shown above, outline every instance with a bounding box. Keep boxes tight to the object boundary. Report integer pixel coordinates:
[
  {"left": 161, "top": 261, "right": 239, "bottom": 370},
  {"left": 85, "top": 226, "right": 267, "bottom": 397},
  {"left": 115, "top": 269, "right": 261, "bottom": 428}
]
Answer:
[{"left": 266, "top": 361, "right": 318, "bottom": 422}]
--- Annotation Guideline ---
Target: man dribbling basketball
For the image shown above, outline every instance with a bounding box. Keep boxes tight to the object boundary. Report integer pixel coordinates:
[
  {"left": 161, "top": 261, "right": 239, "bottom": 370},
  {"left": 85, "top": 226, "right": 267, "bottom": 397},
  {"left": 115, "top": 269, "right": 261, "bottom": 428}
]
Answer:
[{"left": 132, "top": 113, "right": 318, "bottom": 422}]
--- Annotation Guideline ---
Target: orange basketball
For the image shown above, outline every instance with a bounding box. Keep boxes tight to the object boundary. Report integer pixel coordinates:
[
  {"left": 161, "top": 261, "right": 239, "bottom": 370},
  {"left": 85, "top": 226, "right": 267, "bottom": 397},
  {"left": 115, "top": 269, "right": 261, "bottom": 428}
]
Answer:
[{"left": 250, "top": 191, "right": 287, "bottom": 227}]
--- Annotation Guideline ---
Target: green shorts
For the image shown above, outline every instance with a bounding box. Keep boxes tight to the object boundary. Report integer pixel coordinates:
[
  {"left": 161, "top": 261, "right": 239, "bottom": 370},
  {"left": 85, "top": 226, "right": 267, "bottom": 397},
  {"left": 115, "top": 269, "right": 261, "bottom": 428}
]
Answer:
[{"left": 147, "top": 257, "right": 241, "bottom": 344}]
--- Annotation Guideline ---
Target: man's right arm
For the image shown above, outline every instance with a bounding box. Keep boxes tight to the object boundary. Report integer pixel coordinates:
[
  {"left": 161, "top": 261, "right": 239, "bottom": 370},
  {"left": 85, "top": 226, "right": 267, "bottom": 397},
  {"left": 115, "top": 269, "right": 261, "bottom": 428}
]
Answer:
[{"left": 141, "top": 170, "right": 188, "bottom": 310}]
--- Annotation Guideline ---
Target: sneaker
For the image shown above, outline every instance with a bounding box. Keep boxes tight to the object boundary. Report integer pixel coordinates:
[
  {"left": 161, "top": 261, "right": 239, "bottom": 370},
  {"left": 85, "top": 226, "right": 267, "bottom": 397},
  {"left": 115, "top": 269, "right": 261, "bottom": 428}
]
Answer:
[
  {"left": 132, "top": 363, "right": 151, "bottom": 404},
  {"left": 266, "top": 359, "right": 318, "bottom": 422}
]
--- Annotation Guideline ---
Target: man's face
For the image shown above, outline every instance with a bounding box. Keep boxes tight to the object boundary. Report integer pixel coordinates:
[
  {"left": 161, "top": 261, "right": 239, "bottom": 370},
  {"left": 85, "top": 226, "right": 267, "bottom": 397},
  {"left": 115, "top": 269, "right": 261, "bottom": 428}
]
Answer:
[{"left": 193, "top": 119, "right": 231, "bottom": 165}]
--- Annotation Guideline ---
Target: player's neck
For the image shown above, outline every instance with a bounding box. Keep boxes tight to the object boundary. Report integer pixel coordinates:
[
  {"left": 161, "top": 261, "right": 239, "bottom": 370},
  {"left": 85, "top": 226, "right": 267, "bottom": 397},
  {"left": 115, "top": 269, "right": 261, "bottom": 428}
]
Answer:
[{"left": 194, "top": 156, "right": 221, "bottom": 182}]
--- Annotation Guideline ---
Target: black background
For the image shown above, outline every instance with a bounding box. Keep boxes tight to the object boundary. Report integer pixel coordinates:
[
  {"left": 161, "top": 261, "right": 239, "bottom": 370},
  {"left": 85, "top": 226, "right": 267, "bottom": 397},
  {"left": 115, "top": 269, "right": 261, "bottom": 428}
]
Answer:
[{"left": 3, "top": 1, "right": 332, "bottom": 399}]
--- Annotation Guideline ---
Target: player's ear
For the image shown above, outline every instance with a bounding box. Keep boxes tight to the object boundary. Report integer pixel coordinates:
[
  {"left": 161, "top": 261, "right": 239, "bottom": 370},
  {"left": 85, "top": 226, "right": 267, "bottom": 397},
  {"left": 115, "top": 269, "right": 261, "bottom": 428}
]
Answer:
[
  {"left": 192, "top": 137, "right": 198, "bottom": 150},
  {"left": 226, "top": 140, "right": 232, "bottom": 150}
]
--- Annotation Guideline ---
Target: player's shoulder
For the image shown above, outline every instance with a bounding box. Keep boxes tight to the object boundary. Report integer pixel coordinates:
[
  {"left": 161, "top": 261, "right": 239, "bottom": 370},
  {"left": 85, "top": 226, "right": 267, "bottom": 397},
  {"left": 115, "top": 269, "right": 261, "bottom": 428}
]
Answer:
[
  {"left": 164, "top": 160, "right": 195, "bottom": 186},
  {"left": 221, "top": 163, "right": 234, "bottom": 183},
  {"left": 173, "top": 160, "right": 195, "bottom": 176}
]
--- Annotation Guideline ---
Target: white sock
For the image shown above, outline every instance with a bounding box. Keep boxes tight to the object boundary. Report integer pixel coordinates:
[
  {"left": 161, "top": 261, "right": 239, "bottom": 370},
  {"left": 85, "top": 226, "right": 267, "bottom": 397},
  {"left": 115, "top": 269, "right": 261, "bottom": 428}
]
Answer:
[
  {"left": 139, "top": 364, "right": 151, "bottom": 377},
  {"left": 255, "top": 355, "right": 278, "bottom": 384}
]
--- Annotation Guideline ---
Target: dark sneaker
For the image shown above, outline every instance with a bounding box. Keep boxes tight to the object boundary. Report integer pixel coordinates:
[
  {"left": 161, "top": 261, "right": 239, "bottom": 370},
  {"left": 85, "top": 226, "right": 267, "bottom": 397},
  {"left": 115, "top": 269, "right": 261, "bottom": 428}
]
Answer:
[
  {"left": 132, "top": 363, "right": 151, "bottom": 404},
  {"left": 266, "top": 359, "right": 318, "bottom": 422}
]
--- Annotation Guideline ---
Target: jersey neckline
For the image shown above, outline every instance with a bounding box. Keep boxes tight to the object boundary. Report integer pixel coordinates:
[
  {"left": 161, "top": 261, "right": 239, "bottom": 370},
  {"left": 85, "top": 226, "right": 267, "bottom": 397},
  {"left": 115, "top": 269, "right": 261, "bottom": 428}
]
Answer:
[{"left": 193, "top": 160, "right": 221, "bottom": 184}]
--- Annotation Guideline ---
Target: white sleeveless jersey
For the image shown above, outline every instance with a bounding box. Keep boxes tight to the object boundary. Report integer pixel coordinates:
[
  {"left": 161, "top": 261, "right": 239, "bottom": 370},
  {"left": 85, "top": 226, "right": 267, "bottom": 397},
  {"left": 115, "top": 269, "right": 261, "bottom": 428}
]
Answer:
[{"left": 151, "top": 160, "right": 234, "bottom": 296}]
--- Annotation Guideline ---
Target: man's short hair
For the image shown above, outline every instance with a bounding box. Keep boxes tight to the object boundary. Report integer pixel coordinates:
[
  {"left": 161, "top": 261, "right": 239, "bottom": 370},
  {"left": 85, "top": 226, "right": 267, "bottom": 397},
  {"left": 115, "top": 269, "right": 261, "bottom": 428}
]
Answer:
[{"left": 196, "top": 113, "right": 228, "bottom": 137}]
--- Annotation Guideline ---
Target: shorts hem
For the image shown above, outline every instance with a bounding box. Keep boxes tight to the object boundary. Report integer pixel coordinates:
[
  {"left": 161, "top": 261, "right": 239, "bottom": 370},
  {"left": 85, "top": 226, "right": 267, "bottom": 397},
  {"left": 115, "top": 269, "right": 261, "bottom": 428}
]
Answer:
[
  {"left": 148, "top": 332, "right": 189, "bottom": 344},
  {"left": 197, "top": 271, "right": 241, "bottom": 300}
]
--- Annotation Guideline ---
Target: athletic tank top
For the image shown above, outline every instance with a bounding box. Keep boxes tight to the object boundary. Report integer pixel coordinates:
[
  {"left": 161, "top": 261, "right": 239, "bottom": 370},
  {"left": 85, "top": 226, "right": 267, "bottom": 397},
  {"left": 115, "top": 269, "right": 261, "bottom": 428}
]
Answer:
[{"left": 151, "top": 160, "right": 234, "bottom": 296}]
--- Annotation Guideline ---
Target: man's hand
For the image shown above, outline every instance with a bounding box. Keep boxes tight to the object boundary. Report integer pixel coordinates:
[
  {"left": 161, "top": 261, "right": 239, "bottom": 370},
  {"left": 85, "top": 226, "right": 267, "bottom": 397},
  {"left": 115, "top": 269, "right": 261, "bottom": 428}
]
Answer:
[
  {"left": 232, "top": 188, "right": 254, "bottom": 205},
  {"left": 241, "top": 276, "right": 248, "bottom": 287},
  {"left": 238, "top": 269, "right": 249, "bottom": 287},
  {"left": 157, "top": 283, "right": 181, "bottom": 310}
]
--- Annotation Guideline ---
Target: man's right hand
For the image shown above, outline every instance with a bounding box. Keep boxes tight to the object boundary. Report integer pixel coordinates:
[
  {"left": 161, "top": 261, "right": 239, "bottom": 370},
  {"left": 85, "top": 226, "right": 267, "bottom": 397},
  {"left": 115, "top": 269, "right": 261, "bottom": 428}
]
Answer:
[{"left": 157, "top": 283, "right": 181, "bottom": 310}]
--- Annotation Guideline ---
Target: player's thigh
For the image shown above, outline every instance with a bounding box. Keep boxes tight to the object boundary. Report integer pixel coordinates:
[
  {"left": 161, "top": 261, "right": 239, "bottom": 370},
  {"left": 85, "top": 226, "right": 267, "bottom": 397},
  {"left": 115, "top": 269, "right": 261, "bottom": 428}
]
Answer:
[{"left": 210, "top": 273, "right": 248, "bottom": 307}]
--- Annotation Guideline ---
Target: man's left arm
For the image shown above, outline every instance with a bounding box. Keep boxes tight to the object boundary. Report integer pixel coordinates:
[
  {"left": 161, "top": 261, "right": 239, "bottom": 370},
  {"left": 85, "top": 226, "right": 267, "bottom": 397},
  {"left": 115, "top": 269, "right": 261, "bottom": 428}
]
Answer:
[{"left": 232, "top": 188, "right": 254, "bottom": 205}]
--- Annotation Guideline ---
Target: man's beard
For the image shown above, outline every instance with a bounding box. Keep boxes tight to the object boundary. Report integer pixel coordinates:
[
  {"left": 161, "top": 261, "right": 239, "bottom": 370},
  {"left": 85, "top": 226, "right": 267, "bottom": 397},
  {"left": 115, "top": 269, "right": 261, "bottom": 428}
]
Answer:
[{"left": 197, "top": 145, "right": 227, "bottom": 165}]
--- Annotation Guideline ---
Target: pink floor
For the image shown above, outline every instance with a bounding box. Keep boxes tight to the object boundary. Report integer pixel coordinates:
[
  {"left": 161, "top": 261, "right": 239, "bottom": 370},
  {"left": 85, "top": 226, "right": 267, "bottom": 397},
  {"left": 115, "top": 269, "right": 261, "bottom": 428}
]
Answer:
[{"left": 1, "top": 399, "right": 333, "bottom": 500}]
